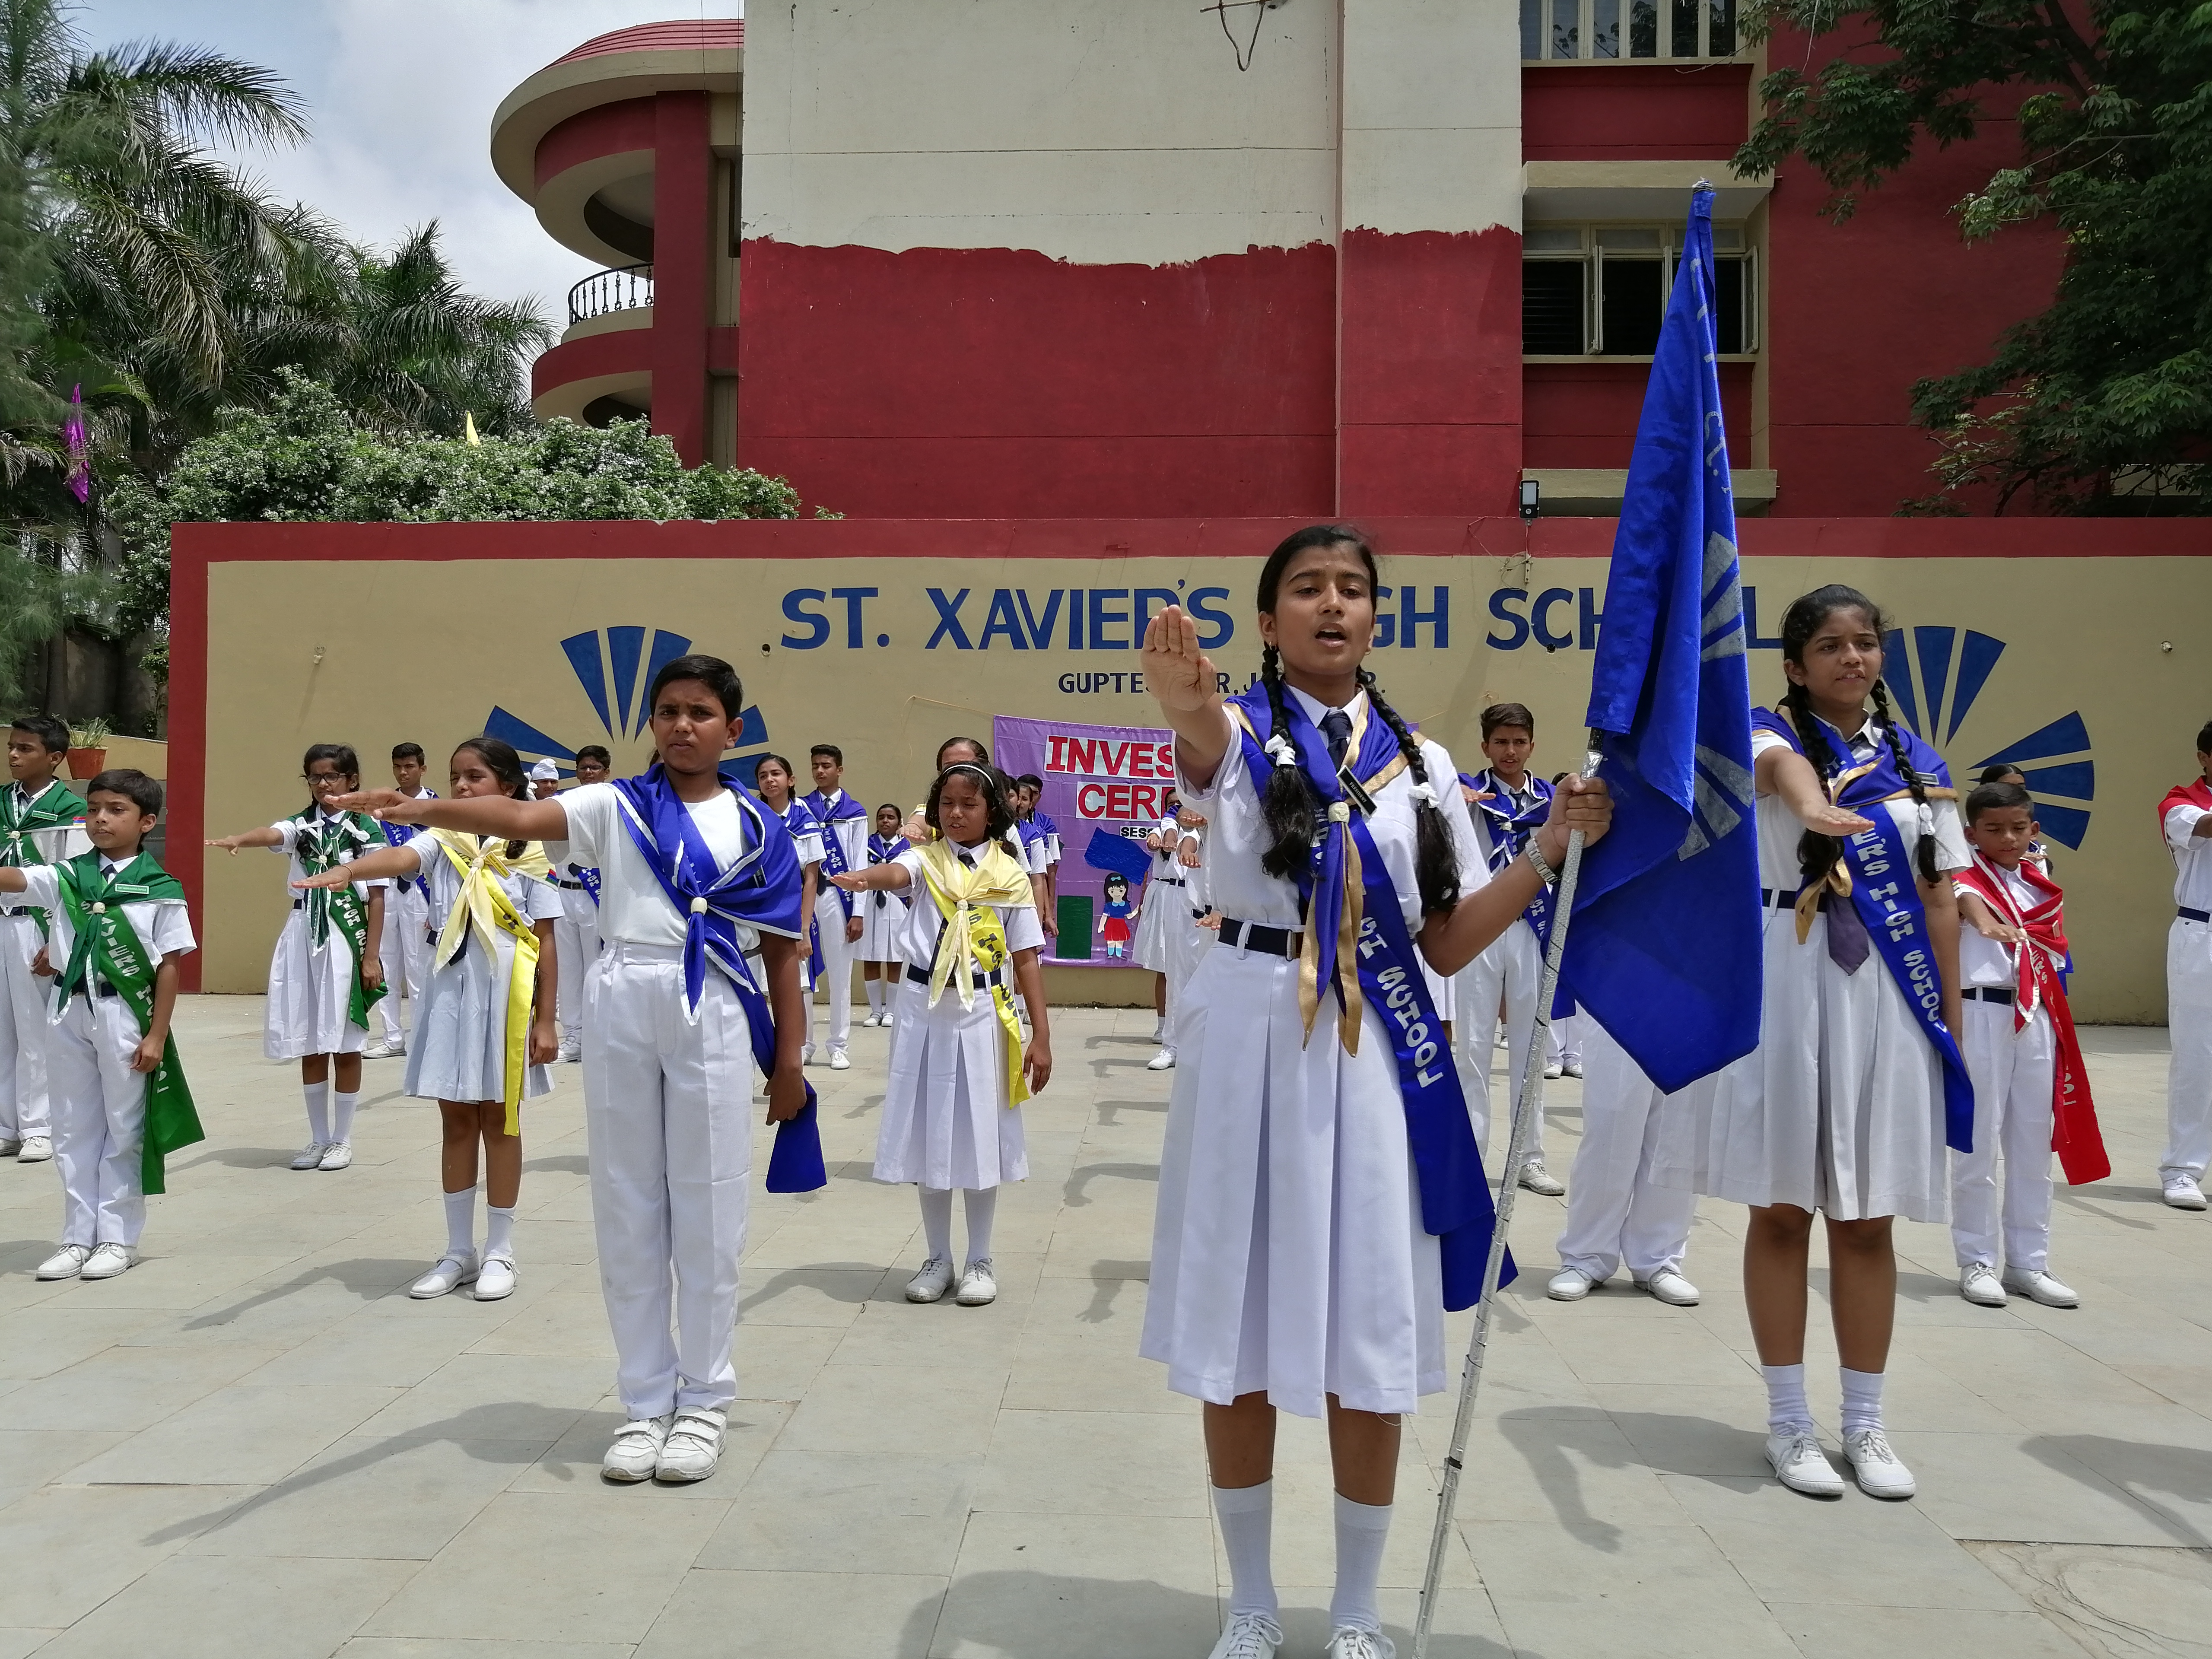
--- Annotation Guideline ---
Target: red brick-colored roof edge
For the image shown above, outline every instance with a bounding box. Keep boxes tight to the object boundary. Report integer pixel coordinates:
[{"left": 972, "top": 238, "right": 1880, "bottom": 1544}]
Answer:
[{"left": 553, "top": 18, "right": 742, "bottom": 65}]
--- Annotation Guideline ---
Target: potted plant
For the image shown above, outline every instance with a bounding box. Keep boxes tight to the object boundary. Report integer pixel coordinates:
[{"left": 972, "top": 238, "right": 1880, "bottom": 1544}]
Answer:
[{"left": 66, "top": 717, "right": 111, "bottom": 781}]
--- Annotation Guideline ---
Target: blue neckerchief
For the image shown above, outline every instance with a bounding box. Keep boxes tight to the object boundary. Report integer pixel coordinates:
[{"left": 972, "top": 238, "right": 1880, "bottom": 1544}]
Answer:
[
  {"left": 383, "top": 789, "right": 437, "bottom": 896},
  {"left": 803, "top": 789, "right": 865, "bottom": 922},
  {"left": 866, "top": 833, "right": 910, "bottom": 912},
  {"left": 1226, "top": 683, "right": 1400, "bottom": 1029},
  {"left": 609, "top": 764, "right": 824, "bottom": 1191},
  {"left": 567, "top": 861, "right": 602, "bottom": 907},
  {"left": 1465, "top": 768, "right": 1554, "bottom": 934},
  {"left": 1751, "top": 708, "right": 1974, "bottom": 1152}
]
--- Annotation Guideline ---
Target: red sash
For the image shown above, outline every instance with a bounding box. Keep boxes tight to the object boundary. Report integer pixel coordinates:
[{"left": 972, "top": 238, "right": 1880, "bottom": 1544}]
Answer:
[
  {"left": 2159, "top": 779, "right": 2212, "bottom": 847},
  {"left": 1953, "top": 853, "right": 2107, "bottom": 1184}
]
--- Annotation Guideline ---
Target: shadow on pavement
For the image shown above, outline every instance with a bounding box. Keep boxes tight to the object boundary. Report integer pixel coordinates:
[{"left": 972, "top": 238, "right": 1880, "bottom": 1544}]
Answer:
[{"left": 183, "top": 1257, "right": 423, "bottom": 1328}]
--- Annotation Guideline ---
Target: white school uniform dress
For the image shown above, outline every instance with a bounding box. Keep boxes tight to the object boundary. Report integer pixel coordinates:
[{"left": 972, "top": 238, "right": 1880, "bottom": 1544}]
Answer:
[
  {"left": 1143, "top": 688, "right": 1491, "bottom": 1418},
  {"left": 806, "top": 791, "right": 867, "bottom": 1055},
  {"left": 559, "top": 779, "right": 802, "bottom": 1421},
  {"left": 17, "top": 861, "right": 194, "bottom": 1249},
  {"left": 1554, "top": 1019, "right": 1701, "bottom": 1284},
  {"left": 1950, "top": 864, "right": 2059, "bottom": 1272},
  {"left": 0, "top": 785, "right": 88, "bottom": 1144},
  {"left": 779, "top": 801, "right": 825, "bottom": 992},
  {"left": 401, "top": 839, "right": 564, "bottom": 1106},
  {"left": 1656, "top": 720, "right": 1970, "bottom": 1222},
  {"left": 1132, "top": 820, "right": 1181, "bottom": 972},
  {"left": 264, "top": 810, "right": 389, "bottom": 1060},
  {"left": 1161, "top": 833, "right": 1211, "bottom": 1040},
  {"left": 1452, "top": 777, "right": 1550, "bottom": 1169},
  {"left": 2161, "top": 788, "right": 2212, "bottom": 1180},
  {"left": 540, "top": 833, "right": 601, "bottom": 1051},
  {"left": 857, "top": 839, "right": 911, "bottom": 964},
  {"left": 375, "top": 795, "right": 437, "bottom": 1046},
  {"left": 874, "top": 843, "right": 1042, "bottom": 1191}
]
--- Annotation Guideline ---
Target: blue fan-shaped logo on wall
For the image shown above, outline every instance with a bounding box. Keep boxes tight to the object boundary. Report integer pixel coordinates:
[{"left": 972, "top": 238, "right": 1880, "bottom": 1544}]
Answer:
[
  {"left": 480, "top": 626, "right": 770, "bottom": 778},
  {"left": 1881, "top": 626, "right": 2094, "bottom": 849}
]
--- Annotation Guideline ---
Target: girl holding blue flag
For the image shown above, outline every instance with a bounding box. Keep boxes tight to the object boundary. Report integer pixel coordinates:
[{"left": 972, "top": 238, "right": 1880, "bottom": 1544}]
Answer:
[
  {"left": 337, "top": 655, "right": 814, "bottom": 1488},
  {"left": 1660, "top": 585, "right": 1971, "bottom": 1505},
  {"left": 294, "top": 737, "right": 563, "bottom": 1306},
  {"left": 1140, "top": 525, "right": 1611, "bottom": 1659}
]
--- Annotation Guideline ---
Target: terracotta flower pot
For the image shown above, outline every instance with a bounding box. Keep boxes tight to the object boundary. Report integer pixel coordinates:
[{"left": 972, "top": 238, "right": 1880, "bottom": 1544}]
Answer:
[{"left": 66, "top": 747, "right": 106, "bottom": 781}]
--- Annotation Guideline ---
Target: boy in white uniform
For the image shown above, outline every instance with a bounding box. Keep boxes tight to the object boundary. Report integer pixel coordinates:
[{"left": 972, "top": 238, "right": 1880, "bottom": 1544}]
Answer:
[
  {"left": 367, "top": 741, "right": 435, "bottom": 1060},
  {"left": 1547, "top": 1018, "right": 1702, "bottom": 1305},
  {"left": 551, "top": 745, "right": 611, "bottom": 1062},
  {"left": 802, "top": 744, "right": 868, "bottom": 1071},
  {"left": 3, "top": 770, "right": 199, "bottom": 1282},
  {"left": 0, "top": 715, "right": 87, "bottom": 1161},
  {"left": 2158, "top": 720, "right": 2212, "bottom": 1209}
]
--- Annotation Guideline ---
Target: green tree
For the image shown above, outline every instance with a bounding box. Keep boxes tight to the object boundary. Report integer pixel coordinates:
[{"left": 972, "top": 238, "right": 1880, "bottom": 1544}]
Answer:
[{"left": 1736, "top": 0, "right": 2212, "bottom": 512}]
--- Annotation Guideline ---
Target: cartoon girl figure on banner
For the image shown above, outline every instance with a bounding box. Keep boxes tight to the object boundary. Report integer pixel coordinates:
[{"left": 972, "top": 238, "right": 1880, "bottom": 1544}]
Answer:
[{"left": 1096, "top": 871, "right": 1135, "bottom": 959}]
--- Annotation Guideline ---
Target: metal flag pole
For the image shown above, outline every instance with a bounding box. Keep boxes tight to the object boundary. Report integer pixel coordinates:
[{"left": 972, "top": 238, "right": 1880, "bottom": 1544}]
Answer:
[{"left": 1411, "top": 732, "right": 1605, "bottom": 1659}]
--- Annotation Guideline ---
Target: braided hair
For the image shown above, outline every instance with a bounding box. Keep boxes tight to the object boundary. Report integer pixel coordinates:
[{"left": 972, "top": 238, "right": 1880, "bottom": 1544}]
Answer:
[
  {"left": 1776, "top": 585, "right": 1939, "bottom": 888},
  {"left": 1252, "top": 525, "right": 1461, "bottom": 915}
]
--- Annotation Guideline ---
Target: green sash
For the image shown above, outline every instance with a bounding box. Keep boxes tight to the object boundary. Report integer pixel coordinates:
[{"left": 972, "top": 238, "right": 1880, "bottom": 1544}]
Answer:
[
  {"left": 291, "top": 807, "right": 388, "bottom": 1031},
  {"left": 0, "top": 779, "right": 84, "bottom": 938},
  {"left": 50, "top": 851, "right": 203, "bottom": 1195}
]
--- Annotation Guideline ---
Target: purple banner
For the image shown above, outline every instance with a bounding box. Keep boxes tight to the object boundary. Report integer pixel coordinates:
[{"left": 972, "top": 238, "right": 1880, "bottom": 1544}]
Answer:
[{"left": 993, "top": 714, "right": 1176, "bottom": 967}]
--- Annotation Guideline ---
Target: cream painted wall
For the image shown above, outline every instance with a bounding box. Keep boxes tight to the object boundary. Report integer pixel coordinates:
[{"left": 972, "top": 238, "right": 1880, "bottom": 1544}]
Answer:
[
  {"left": 197, "top": 551, "right": 2207, "bottom": 1027},
  {"left": 1341, "top": 0, "right": 1520, "bottom": 235}
]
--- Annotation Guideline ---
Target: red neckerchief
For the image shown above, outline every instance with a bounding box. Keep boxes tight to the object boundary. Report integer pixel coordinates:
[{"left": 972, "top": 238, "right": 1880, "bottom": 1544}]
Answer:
[
  {"left": 1953, "top": 851, "right": 2108, "bottom": 1185},
  {"left": 2161, "top": 779, "right": 2212, "bottom": 845}
]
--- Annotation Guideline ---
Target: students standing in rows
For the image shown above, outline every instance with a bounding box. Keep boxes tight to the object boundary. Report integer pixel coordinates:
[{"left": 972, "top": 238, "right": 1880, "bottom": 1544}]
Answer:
[
  {"left": 803, "top": 744, "right": 867, "bottom": 1071},
  {"left": 0, "top": 715, "right": 86, "bottom": 1163},
  {"left": 2159, "top": 721, "right": 2212, "bottom": 1211},
  {"left": 367, "top": 742, "right": 435, "bottom": 1060}
]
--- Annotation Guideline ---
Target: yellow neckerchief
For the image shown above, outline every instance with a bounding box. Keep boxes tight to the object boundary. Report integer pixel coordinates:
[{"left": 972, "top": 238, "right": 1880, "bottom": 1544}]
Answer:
[
  {"left": 915, "top": 836, "right": 1035, "bottom": 1107},
  {"left": 1791, "top": 759, "right": 1960, "bottom": 947},
  {"left": 424, "top": 828, "right": 553, "bottom": 1131},
  {"left": 1228, "top": 693, "right": 1408, "bottom": 1052}
]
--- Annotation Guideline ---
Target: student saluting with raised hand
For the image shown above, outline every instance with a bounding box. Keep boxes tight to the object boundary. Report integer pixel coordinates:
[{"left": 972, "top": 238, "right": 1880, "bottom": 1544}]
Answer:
[{"left": 1138, "top": 524, "right": 1610, "bottom": 1659}]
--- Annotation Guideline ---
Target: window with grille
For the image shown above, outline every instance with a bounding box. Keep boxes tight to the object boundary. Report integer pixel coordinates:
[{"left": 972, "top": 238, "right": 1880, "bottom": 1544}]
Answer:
[
  {"left": 1521, "top": 224, "right": 1754, "bottom": 356},
  {"left": 1521, "top": 0, "right": 1738, "bottom": 59}
]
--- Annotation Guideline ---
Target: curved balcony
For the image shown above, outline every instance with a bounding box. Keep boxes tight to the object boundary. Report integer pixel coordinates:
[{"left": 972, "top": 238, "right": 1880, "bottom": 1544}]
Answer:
[{"left": 569, "top": 264, "right": 654, "bottom": 324}]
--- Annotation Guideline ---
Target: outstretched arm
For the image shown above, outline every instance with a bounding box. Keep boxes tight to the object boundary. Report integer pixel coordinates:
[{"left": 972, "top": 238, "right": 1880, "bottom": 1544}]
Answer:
[
  {"left": 293, "top": 845, "right": 422, "bottom": 889},
  {"left": 207, "top": 826, "right": 284, "bottom": 853},
  {"left": 1420, "top": 778, "right": 1613, "bottom": 978},
  {"left": 1755, "top": 747, "right": 1873, "bottom": 839},
  {"left": 831, "top": 862, "right": 912, "bottom": 893},
  {"left": 1141, "top": 606, "right": 1230, "bottom": 790},
  {"left": 331, "top": 789, "right": 570, "bottom": 842}
]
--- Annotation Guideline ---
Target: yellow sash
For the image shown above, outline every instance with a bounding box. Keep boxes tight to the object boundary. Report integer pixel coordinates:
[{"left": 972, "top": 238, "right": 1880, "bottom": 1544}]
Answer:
[
  {"left": 425, "top": 829, "right": 553, "bottom": 1132},
  {"left": 916, "top": 837, "right": 1035, "bottom": 1107}
]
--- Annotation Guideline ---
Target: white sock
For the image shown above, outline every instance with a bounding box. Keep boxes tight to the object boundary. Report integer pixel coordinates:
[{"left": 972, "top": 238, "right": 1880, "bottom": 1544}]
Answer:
[
  {"left": 919, "top": 1187, "right": 953, "bottom": 1261},
  {"left": 864, "top": 979, "right": 882, "bottom": 1016},
  {"left": 1211, "top": 1481, "right": 1278, "bottom": 1620},
  {"left": 484, "top": 1204, "right": 516, "bottom": 1261},
  {"left": 1840, "top": 1367, "right": 1885, "bottom": 1435},
  {"left": 1763, "top": 1362, "right": 1812, "bottom": 1434},
  {"left": 331, "top": 1090, "right": 359, "bottom": 1144},
  {"left": 443, "top": 1188, "right": 475, "bottom": 1257},
  {"left": 1329, "top": 1494, "right": 1392, "bottom": 1634},
  {"left": 302, "top": 1081, "right": 330, "bottom": 1144},
  {"left": 963, "top": 1187, "right": 997, "bottom": 1263}
]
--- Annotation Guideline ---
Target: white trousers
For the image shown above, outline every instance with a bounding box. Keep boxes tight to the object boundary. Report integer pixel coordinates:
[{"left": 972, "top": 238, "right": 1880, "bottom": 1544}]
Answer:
[
  {"left": 0, "top": 911, "right": 51, "bottom": 1140},
  {"left": 1554, "top": 1021, "right": 1696, "bottom": 1281},
  {"left": 1953, "top": 1001, "right": 2058, "bottom": 1270},
  {"left": 2164, "top": 915, "right": 2212, "bottom": 1179},
  {"left": 375, "top": 882, "right": 432, "bottom": 1045},
  {"left": 46, "top": 993, "right": 148, "bottom": 1248},
  {"left": 583, "top": 944, "right": 754, "bottom": 1419},
  {"left": 1453, "top": 917, "right": 1548, "bottom": 1169},
  {"left": 809, "top": 888, "right": 855, "bottom": 1054},
  {"left": 1547, "top": 1011, "right": 1582, "bottom": 1065},
  {"left": 554, "top": 911, "right": 597, "bottom": 1046}
]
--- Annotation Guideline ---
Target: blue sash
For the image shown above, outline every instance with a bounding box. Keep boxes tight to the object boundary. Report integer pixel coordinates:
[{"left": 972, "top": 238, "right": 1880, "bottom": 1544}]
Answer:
[
  {"left": 779, "top": 798, "right": 827, "bottom": 979},
  {"left": 1750, "top": 709, "right": 1974, "bottom": 1153},
  {"left": 381, "top": 789, "right": 437, "bottom": 898},
  {"left": 609, "top": 766, "right": 825, "bottom": 1191},
  {"left": 803, "top": 791, "right": 867, "bottom": 922},
  {"left": 1465, "top": 769, "right": 1554, "bottom": 935},
  {"left": 866, "top": 833, "right": 911, "bottom": 913},
  {"left": 1228, "top": 686, "right": 1512, "bottom": 1307},
  {"left": 569, "top": 862, "right": 602, "bottom": 907}
]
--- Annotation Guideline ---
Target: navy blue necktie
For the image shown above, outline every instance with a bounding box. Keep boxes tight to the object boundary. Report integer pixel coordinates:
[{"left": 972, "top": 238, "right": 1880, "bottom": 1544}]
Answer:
[{"left": 1322, "top": 709, "right": 1353, "bottom": 770}]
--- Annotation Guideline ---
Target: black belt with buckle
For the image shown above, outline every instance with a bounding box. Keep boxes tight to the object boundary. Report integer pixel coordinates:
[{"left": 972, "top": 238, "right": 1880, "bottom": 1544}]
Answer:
[
  {"left": 553, "top": 877, "right": 588, "bottom": 891},
  {"left": 1218, "top": 918, "right": 1301, "bottom": 957},
  {"left": 1157, "top": 875, "right": 1183, "bottom": 887},
  {"left": 909, "top": 960, "right": 1003, "bottom": 988},
  {"left": 1961, "top": 986, "right": 2015, "bottom": 1005},
  {"left": 2183, "top": 907, "right": 2210, "bottom": 924}
]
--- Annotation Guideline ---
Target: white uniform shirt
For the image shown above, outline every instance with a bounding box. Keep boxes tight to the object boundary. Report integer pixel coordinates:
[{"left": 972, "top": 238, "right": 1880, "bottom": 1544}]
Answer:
[
  {"left": 1748, "top": 719, "right": 1970, "bottom": 893},
  {"left": 3, "top": 780, "right": 91, "bottom": 867},
  {"left": 1954, "top": 860, "right": 2040, "bottom": 987},
  {"left": 809, "top": 790, "right": 867, "bottom": 877},
  {"left": 556, "top": 781, "right": 803, "bottom": 952},
  {"left": 2165, "top": 791, "right": 2212, "bottom": 911},
  {"left": 18, "top": 859, "right": 197, "bottom": 1019},
  {"left": 890, "top": 842, "right": 1047, "bottom": 969},
  {"left": 1178, "top": 686, "right": 1490, "bottom": 933},
  {"left": 270, "top": 808, "right": 391, "bottom": 899}
]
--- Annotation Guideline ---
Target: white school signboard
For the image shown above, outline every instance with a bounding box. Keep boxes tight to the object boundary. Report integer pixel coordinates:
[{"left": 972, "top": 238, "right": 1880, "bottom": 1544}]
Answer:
[{"left": 169, "top": 515, "right": 2212, "bottom": 1020}]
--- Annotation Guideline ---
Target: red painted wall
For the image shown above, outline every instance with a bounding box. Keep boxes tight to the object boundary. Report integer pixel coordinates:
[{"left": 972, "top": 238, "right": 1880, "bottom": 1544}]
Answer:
[
  {"left": 534, "top": 97, "right": 657, "bottom": 188},
  {"left": 649, "top": 92, "right": 711, "bottom": 466},
  {"left": 1522, "top": 65, "right": 1750, "bottom": 160},
  {"left": 1523, "top": 361, "right": 1754, "bottom": 469}
]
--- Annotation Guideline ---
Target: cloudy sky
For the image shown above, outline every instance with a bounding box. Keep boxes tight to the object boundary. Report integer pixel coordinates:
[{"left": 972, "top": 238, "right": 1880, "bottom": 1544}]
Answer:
[{"left": 79, "top": 0, "right": 723, "bottom": 325}]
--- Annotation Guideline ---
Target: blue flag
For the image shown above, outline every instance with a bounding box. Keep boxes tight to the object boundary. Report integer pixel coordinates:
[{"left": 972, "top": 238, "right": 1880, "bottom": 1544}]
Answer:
[
  {"left": 1083, "top": 826, "right": 1155, "bottom": 885},
  {"left": 1556, "top": 187, "right": 1762, "bottom": 1094}
]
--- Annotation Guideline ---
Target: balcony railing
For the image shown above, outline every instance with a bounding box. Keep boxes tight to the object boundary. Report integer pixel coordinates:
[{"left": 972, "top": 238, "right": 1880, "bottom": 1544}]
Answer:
[{"left": 567, "top": 263, "right": 654, "bottom": 324}]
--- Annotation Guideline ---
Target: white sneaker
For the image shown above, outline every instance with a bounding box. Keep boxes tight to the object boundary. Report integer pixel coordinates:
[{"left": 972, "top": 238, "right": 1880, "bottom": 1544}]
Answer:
[
  {"left": 1207, "top": 1612, "right": 1284, "bottom": 1659},
  {"left": 409, "top": 1252, "right": 479, "bottom": 1299},
  {"left": 35, "top": 1243, "right": 92, "bottom": 1280},
  {"left": 361, "top": 1039, "right": 397, "bottom": 1059},
  {"left": 2161, "top": 1175, "right": 2208, "bottom": 1210},
  {"left": 1542, "top": 1061, "right": 1564, "bottom": 1080},
  {"left": 1518, "top": 1160, "right": 1565, "bottom": 1198},
  {"left": 1959, "top": 1262, "right": 2007, "bottom": 1307},
  {"left": 1842, "top": 1427, "right": 1916, "bottom": 1498},
  {"left": 384, "top": 1038, "right": 407, "bottom": 1058},
  {"left": 1147, "top": 1048, "right": 1176, "bottom": 1071},
  {"left": 880, "top": 1013, "right": 894, "bottom": 1029},
  {"left": 559, "top": 1040, "right": 582, "bottom": 1063},
  {"left": 318, "top": 1141, "right": 353, "bottom": 1171},
  {"left": 1636, "top": 1268, "right": 1700, "bottom": 1306},
  {"left": 860, "top": 1013, "right": 880, "bottom": 1028},
  {"left": 655, "top": 1406, "right": 725, "bottom": 1483},
  {"left": 1547, "top": 1266, "right": 1599, "bottom": 1301},
  {"left": 2002, "top": 1268, "right": 2079, "bottom": 1308},
  {"left": 602, "top": 1413, "right": 673, "bottom": 1483},
  {"left": 1563, "top": 1058, "right": 1584, "bottom": 1079},
  {"left": 16, "top": 1134, "right": 51, "bottom": 1163},
  {"left": 290, "top": 1142, "right": 327, "bottom": 1171},
  {"left": 956, "top": 1259, "right": 998, "bottom": 1306},
  {"left": 829, "top": 1047, "right": 851, "bottom": 1071},
  {"left": 905, "top": 1256, "right": 955, "bottom": 1303},
  {"left": 475, "top": 1253, "right": 517, "bottom": 1301},
  {"left": 801, "top": 1043, "right": 816, "bottom": 1067},
  {"left": 1325, "top": 1629, "right": 1395, "bottom": 1659},
  {"left": 1765, "top": 1428, "right": 1846, "bottom": 1497},
  {"left": 81, "top": 1243, "right": 133, "bottom": 1280}
]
